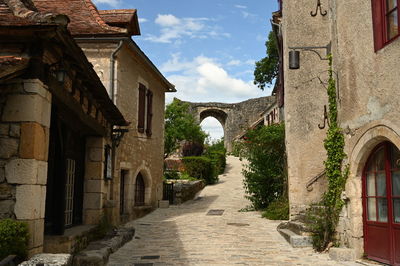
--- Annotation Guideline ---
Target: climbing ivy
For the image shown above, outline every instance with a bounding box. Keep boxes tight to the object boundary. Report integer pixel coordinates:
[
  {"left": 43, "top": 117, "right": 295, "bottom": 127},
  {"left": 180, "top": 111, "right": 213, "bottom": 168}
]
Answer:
[{"left": 307, "top": 55, "right": 349, "bottom": 251}]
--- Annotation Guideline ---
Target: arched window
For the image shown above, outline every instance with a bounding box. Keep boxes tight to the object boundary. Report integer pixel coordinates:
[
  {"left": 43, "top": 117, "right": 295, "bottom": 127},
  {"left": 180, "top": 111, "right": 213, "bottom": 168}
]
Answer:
[{"left": 135, "top": 173, "right": 145, "bottom": 206}]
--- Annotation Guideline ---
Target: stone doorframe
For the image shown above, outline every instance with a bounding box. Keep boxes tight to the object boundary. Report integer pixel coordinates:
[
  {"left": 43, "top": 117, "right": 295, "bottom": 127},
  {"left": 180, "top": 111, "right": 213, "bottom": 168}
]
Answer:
[{"left": 342, "top": 122, "right": 400, "bottom": 257}]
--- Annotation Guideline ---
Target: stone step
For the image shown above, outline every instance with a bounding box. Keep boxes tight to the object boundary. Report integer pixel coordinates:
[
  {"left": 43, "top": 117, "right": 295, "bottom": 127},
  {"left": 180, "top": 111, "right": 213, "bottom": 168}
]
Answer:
[
  {"left": 285, "top": 221, "right": 313, "bottom": 236},
  {"left": 277, "top": 228, "right": 313, "bottom": 248}
]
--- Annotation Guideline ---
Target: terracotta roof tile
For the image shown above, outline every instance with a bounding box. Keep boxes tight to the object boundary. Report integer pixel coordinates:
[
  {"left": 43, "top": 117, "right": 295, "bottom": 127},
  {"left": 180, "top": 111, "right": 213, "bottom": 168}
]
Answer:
[
  {"left": 99, "top": 9, "right": 140, "bottom": 35},
  {"left": 0, "top": 0, "right": 68, "bottom": 26},
  {"left": 32, "top": 0, "right": 131, "bottom": 37}
]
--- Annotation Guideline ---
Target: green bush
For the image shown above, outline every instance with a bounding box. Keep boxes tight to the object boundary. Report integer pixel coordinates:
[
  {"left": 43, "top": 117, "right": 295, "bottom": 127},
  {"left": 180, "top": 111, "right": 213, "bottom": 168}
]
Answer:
[
  {"left": 262, "top": 198, "right": 289, "bottom": 220},
  {"left": 182, "top": 156, "right": 218, "bottom": 184},
  {"left": 206, "top": 151, "right": 226, "bottom": 174},
  {"left": 0, "top": 219, "right": 29, "bottom": 260},
  {"left": 164, "top": 170, "right": 180, "bottom": 180},
  {"left": 241, "top": 123, "right": 287, "bottom": 210}
]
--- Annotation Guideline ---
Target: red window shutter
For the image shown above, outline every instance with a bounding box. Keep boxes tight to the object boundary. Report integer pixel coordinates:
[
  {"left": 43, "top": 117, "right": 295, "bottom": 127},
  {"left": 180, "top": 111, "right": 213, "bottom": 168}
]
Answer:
[
  {"left": 138, "top": 84, "right": 146, "bottom": 133},
  {"left": 372, "top": 0, "right": 385, "bottom": 51},
  {"left": 146, "top": 90, "right": 153, "bottom": 136}
]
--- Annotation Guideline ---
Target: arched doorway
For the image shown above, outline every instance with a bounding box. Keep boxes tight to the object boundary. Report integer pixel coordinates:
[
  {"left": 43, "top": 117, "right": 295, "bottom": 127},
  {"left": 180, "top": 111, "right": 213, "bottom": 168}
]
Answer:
[
  {"left": 363, "top": 142, "right": 400, "bottom": 265},
  {"left": 135, "top": 173, "right": 145, "bottom": 206}
]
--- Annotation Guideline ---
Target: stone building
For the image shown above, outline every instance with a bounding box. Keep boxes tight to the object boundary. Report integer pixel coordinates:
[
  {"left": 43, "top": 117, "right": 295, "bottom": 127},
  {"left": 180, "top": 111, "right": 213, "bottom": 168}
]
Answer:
[
  {"left": 278, "top": 0, "right": 400, "bottom": 263},
  {"left": 31, "top": 0, "right": 175, "bottom": 224},
  {"left": 0, "top": 0, "right": 127, "bottom": 256}
]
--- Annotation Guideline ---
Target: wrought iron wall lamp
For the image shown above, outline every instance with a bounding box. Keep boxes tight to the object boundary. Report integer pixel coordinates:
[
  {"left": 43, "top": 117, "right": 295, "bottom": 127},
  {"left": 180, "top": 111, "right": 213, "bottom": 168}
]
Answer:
[
  {"left": 112, "top": 128, "right": 129, "bottom": 147},
  {"left": 288, "top": 42, "right": 331, "bottom": 69}
]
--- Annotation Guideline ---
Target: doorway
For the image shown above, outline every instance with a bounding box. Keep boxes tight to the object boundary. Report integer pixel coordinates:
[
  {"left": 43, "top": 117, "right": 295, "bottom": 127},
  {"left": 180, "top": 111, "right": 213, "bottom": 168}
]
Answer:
[
  {"left": 120, "top": 170, "right": 128, "bottom": 215},
  {"left": 45, "top": 105, "right": 85, "bottom": 235},
  {"left": 363, "top": 142, "right": 400, "bottom": 265}
]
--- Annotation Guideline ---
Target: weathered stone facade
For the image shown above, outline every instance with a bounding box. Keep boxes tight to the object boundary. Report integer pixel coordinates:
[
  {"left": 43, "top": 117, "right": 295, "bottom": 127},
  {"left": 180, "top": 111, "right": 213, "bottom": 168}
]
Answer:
[
  {"left": 0, "top": 80, "right": 50, "bottom": 255},
  {"left": 280, "top": 0, "right": 400, "bottom": 261},
  {"left": 78, "top": 40, "right": 174, "bottom": 224},
  {"left": 183, "top": 96, "right": 275, "bottom": 152}
]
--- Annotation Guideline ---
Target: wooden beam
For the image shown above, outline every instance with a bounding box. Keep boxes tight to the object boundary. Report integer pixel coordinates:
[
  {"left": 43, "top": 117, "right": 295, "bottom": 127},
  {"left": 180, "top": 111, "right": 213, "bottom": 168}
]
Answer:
[{"left": 47, "top": 76, "right": 107, "bottom": 136}]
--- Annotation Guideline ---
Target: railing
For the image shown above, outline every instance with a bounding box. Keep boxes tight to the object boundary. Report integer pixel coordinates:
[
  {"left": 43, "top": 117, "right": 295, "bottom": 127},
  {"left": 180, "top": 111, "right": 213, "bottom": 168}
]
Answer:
[
  {"left": 163, "top": 182, "right": 174, "bottom": 204},
  {"left": 306, "top": 170, "right": 326, "bottom": 191}
]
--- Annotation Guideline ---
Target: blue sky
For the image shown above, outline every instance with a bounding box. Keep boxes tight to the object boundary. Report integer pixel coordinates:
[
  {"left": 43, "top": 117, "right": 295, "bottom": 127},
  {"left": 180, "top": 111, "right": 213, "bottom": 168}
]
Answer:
[{"left": 93, "top": 0, "right": 278, "bottom": 140}]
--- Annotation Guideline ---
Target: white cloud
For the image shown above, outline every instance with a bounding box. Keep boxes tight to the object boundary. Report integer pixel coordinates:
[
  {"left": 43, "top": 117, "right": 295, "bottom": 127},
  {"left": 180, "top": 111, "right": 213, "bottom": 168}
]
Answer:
[
  {"left": 138, "top": 18, "right": 148, "bottom": 23},
  {"left": 145, "top": 14, "right": 230, "bottom": 43},
  {"left": 235, "top": 4, "right": 247, "bottom": 9},
  {"left": 227, "top": 60, "right": 241, "bottom": 66},
  {"left": 155, "top": 14, "right": 181, "bottom": 27},
  {"left": 163, "top": 54, "right": 265, "bottom": 103},
  {"left": 92, "top": 0, "right": 120, "bottom": 7}
]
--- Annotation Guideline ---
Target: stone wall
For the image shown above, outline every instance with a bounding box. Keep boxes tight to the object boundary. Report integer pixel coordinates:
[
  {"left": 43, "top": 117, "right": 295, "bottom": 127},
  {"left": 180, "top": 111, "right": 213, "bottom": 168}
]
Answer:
[
  {"left": 0, "top": 79, "right": 51, "bottom": 256},
  {"left": 172, "top": 180, "right": 205, "bottom": 205},
  {"left": 183, "top": 96, "right": 275, "bottom": 152}
]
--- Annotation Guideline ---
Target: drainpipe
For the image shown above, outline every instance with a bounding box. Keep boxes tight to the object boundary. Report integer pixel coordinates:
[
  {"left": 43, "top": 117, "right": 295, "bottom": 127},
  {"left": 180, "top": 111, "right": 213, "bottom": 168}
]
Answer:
[{"left": 110, "top": 40, "right": 124, "bottom": 104}]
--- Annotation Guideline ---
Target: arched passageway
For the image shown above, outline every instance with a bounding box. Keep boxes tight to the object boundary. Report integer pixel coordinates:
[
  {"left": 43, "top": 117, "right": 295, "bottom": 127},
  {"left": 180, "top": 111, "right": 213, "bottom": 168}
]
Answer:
[
  {"left": 200, "top": 117, "right": 224, "bottom": 142},
  {"left": 181, "top": 96, "right": 276, "bottom": 152}
]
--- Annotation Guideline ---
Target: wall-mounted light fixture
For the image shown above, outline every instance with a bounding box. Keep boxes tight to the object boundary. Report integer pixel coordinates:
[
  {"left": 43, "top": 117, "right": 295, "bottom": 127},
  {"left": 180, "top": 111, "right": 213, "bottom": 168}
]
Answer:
[
  {"left": 56, "top": 68, "right": 67, "bottom": 83},
  {"left": 49, "top": 62, "right": 67, "bottom": 83},
  {"left": 288, "top": 42, "right": 331, "bottom": 69},
  {"left": 112, "top": 128, "right": 129, "bottom": 147}
]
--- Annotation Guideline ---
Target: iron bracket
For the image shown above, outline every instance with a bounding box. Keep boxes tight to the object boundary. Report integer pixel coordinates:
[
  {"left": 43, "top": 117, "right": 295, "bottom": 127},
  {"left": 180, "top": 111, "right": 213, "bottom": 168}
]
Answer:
[
  {"left": 318, "top": 105, "right": 330, "bottom": 129},
  {"left": 311, "top": 0, "right": 327, "bottom": 17},
  {"left": 288, "top": 42, "right": 331, "bottom": 60}
]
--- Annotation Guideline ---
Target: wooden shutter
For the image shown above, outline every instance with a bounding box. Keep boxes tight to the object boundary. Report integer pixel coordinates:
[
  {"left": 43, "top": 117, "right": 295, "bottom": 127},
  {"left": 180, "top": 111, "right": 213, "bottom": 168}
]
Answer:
[
  {"left": 138, "top": 84, "right": 146, "bottom": 133},
  {"left": 372, "top": 0, "right": 385, "bottom": 51},
  {"left": 146, "top": 90, "right": 153, "bottom": 136}
]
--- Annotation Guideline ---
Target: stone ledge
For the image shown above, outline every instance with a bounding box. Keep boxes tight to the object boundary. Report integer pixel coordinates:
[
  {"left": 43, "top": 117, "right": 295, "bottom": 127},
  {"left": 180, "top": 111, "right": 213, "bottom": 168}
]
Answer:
[
  {"left": 329, "top": 247, "right": 356, "bottom": 262},
  {"left": 73, "top": 227, "right": 135, "bottom": 266},
  {"left": 20, "top": 253, "right": 72, "bottom": 266},
  {"left": 277, "top": 228, "right": 313, "bottom": 248}
]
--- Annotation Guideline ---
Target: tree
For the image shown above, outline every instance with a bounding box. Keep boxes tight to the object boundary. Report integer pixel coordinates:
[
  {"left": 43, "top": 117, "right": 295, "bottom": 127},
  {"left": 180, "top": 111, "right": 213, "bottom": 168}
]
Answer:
[
  {"left": 253, "top": 31, "right": 279, "bottom": 90},
  {"left": 164, "top": 99, "right": 207, "bottom": 158}
]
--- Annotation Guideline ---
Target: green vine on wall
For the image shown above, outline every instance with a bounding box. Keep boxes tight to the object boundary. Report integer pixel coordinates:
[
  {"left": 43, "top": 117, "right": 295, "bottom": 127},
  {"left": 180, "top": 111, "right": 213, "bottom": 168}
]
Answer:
[{"left": 308, "top": 54, "right": 349, "bottom": 251}]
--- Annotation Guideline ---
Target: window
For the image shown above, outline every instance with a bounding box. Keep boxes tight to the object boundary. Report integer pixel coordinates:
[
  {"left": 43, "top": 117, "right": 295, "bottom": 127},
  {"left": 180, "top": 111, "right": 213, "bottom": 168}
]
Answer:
[
  {"left": 372, "top": 0, "right": 400, "bottom": 50},
  {"left": 137, "top": 84, "right": 153, "bottom": 136},
  {"left": 135, "top": 173, "right": 145, "bottom": 206},
  {"left": 138, "top": 84, "right": 146, "bottom": 133},
  {"left": 146, "top": 90, "right": 153, "bottom": 136}
]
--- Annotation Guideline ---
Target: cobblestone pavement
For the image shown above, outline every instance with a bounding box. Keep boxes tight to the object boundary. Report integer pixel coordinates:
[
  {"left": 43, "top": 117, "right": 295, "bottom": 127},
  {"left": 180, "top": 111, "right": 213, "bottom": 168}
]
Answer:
[{"left": 108, "top": 156, "right": 359, "bottom": 266}]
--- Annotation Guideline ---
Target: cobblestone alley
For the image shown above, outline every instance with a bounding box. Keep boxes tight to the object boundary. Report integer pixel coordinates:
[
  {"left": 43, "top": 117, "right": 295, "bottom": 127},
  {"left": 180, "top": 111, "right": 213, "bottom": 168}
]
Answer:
[{"left": 108, "top": 156, "right": 359, "bottom": 266}]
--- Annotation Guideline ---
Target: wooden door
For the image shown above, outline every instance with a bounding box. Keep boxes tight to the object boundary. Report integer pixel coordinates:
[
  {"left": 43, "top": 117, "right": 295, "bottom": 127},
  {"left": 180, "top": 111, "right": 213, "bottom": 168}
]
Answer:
[{"left": 363, "top": 142, "right": 400, "bottom": 265}]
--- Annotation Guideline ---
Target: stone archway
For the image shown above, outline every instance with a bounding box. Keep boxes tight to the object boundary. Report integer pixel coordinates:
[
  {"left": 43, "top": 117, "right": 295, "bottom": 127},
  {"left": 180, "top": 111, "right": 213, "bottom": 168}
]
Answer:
[{"left": 181, "top": 96, "right": 275, "bottom": 152}]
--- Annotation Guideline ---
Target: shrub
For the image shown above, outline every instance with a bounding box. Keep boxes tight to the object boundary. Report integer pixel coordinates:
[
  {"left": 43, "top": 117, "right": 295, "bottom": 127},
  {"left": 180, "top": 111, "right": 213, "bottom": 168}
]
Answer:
[
  {"left": 182, "top": 156, "right": 218, "bottom": 184},
  {"left": 206, "top": 151, "right": 226, "bottom": 174},
  {"left": 182, "top": 141, "right": 204, "bottom": 157},
  {"left": 241, "top": 123, "right": 287, "bottom": 210},
  {"left": 0, "top": 219, "right": 29, "bottom": 260},
  {"left": 164, "top": 170, "right": 180, "bottom": 180},
  {"left": 262, "top": 197, "right": 289, "bottom": 220}
]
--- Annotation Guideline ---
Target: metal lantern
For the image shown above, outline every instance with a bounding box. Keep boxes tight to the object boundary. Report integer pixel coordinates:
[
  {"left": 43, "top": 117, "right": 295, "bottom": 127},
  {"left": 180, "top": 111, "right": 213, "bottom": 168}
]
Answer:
[{"left": 289, "top": 50, "right": 300, "bottom": 69}]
